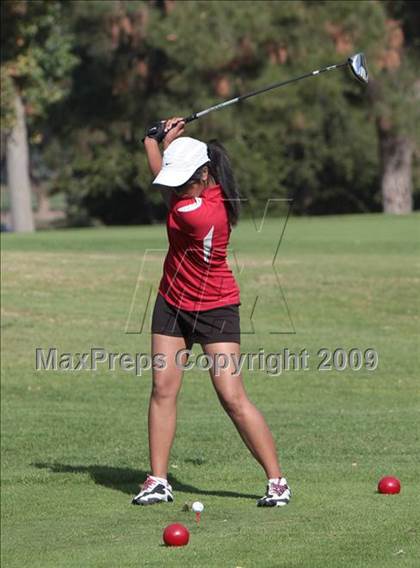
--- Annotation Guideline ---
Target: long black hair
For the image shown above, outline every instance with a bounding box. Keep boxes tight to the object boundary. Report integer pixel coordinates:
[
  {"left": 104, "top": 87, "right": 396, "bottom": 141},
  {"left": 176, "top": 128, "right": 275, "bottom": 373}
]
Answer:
[{"left": 184, "top": 140, "right": 241, "bottom": 226}]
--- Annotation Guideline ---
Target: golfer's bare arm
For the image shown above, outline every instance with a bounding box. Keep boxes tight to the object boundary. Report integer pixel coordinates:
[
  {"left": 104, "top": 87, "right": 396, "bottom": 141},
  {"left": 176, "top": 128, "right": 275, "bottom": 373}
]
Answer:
[
  {"left": 144, "top": 138, "right": 163, "bottom": 177},
  {"left": 144, "top": 118, "right": 185, "bottom": 208}
]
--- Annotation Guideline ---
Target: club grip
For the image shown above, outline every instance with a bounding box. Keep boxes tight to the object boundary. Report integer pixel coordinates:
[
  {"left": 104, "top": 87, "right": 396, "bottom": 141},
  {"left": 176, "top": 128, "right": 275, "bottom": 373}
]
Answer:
[
  {"left": 142, "top": 114, "right": 198, "bottom": 143},
  {"left": 148, "top": 115, "right": 196, "bottom": 136},
  {"left": 146, "top": 123, "right": 162, "bottom": 137}
]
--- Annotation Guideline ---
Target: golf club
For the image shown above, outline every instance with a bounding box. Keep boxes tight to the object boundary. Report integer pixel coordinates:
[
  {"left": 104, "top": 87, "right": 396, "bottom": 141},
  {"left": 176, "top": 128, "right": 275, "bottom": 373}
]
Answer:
[{"left": 145, "top": 52, "right": 368, "bottom": 139}]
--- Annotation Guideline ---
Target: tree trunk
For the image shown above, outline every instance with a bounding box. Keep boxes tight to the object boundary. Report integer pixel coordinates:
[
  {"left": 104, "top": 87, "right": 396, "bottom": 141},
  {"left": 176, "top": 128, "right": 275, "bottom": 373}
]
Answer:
[
  {"left": 35, "top": 183, "right": 51, "bottom": 218},
  {"left": 377, "top": 124, "right": 413, "bottom": 214},
  {"left": 6, "top": 91, "right": 35, "bottom": 232}
]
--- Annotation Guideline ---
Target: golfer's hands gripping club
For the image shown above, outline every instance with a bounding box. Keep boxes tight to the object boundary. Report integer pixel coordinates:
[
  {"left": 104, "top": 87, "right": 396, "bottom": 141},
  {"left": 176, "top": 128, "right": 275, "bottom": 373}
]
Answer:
[
  {"left": 144, "top": 117, "right": 185, "bottom": 146},
  {"left": 163, "top": 117, "right": 185, "bottom": 149}
]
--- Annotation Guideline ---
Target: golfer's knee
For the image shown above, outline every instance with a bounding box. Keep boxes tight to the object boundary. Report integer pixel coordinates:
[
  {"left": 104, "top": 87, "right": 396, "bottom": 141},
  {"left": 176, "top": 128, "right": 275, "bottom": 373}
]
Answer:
[
  {"left": 220, "top": 392, "right": 248, "bottom": 418},
  {"left": 151, "top": 381, "right": 178, "bottom": 402}
]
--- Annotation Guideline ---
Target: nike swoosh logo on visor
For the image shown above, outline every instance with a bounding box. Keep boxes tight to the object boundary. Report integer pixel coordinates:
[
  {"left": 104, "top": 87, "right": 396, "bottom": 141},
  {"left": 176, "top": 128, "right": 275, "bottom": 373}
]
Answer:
[{"left": 177, "top": 197, "right": 202, "bottom": 213}]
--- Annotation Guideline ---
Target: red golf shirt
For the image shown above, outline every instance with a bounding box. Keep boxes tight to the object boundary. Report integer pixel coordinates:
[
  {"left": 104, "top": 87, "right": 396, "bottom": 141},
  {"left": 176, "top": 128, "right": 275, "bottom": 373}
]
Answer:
[{"left": 159, "top": 184, "right": 240, "bottom": 311}]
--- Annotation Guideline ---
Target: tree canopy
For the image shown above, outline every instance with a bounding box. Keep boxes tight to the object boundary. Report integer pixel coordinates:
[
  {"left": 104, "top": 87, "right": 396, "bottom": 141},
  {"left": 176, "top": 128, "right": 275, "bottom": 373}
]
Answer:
[{"left": 1, "top": 0, "right": 419, "bottom": 227}]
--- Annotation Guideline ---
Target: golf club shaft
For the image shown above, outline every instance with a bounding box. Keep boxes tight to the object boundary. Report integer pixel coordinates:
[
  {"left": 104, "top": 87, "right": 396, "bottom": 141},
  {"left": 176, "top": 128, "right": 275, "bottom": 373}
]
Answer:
[
  {"left": 145, "top": 58, "right": 350, "bottom": 138},
  {"left": 182, "top": 61, "right": 348, "bottom": 124}
]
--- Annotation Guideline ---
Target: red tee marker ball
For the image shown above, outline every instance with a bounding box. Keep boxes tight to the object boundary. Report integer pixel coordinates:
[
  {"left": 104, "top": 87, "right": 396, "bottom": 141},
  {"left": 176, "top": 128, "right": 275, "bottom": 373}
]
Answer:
[
  {"left": 378, "top": 476, "right": 401, "bottom": 494},
  {"left": 163, "top": 523, "right": 190, "bottom": 547}
]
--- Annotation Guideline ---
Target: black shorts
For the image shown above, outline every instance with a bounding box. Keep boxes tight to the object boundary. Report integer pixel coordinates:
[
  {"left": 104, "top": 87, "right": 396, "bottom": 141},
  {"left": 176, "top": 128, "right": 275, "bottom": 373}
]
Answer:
[{"left": 151, "top": 293, "right": 240, "bottom": 348}]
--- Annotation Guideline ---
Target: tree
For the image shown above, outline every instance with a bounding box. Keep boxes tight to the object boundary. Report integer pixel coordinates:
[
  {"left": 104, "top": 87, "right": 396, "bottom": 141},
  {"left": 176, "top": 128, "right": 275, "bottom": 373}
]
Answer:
[
  {"left": 368, "top": 1, "right": 420, "bottom": 214},
  {"left": 36, "top": 0, "right": 419, "bottom": 225},
  {"left": 42, "top": 0, "right": 158, "bottom": 225},
  {"left": 1, "top": 0, "right": 78, "bottom": 232}
]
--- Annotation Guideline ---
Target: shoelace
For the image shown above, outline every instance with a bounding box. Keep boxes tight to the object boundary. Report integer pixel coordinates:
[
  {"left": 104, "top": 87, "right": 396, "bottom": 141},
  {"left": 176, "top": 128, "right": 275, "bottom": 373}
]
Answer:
[
  {"left": 142, "top": 476, "right": 156, "bottom": 491},
  {"left": 270, "top": 481, "right": 287, "bottom": 496}
]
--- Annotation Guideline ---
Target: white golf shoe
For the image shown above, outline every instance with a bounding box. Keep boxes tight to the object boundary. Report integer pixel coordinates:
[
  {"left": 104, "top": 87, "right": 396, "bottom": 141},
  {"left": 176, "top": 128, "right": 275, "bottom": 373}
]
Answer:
[
  {"left": 131, "top": 475, "right": 173, "bottom": 506},
  {"left": 257, "top": 477, "right": 291, "bottom": 507}
]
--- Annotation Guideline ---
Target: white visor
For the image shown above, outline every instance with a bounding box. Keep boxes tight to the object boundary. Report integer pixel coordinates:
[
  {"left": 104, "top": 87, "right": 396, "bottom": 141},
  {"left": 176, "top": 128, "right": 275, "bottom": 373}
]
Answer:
[{"left": 153, "top": 137, "right": 209, "bottom": 188}]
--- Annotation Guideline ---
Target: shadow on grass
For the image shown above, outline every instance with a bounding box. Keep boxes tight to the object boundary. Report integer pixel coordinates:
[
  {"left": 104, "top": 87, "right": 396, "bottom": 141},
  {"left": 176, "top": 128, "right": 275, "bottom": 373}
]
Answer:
[{"left": 32, "top": 463, "right": 259, "bottom": 500}]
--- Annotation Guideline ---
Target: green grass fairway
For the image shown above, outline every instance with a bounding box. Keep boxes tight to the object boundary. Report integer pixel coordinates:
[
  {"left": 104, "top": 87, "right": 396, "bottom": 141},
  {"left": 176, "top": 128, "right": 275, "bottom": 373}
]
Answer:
[{"left": 2, "top": 214, "right": 420, "bottom": 568}]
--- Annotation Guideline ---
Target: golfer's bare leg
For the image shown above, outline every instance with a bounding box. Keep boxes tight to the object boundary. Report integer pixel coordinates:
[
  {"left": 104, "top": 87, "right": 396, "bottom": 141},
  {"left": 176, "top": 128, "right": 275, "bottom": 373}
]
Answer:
[
  {"left": 203, "top": 342, "right": 282, "bottom": 479},
  {"left": 149, "top": 334, "right": 188, "bottom": 478}
]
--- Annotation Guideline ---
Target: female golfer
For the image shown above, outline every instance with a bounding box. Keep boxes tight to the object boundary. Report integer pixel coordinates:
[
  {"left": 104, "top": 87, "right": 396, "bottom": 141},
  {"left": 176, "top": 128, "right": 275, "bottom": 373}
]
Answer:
[{"left": 132, "top": 118, "right": 291, "bottom": 507}]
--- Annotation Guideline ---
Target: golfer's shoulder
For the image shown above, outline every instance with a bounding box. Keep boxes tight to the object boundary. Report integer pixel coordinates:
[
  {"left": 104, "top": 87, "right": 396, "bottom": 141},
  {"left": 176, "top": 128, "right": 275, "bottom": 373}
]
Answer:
[
  {"left": 172, "top": 185, "right": 224, "bottom": 227},
  {"left": 172, "top": 196, "right": 208, "bottom": 232},
  {"left": 174, "top": 196, "right": 205, "bottom": 215}
]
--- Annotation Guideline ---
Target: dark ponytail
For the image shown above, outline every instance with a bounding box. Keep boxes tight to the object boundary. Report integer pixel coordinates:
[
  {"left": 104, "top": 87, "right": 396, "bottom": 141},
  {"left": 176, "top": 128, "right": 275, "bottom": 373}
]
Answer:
[{"left": 207, "top": 140, "right": 240, "bottom": 226}]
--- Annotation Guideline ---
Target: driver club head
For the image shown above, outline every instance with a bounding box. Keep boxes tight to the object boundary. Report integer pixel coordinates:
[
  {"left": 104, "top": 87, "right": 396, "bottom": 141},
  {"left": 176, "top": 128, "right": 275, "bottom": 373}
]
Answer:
[{"left": 348, "top": 52, "right": 369, "bottom": 84}]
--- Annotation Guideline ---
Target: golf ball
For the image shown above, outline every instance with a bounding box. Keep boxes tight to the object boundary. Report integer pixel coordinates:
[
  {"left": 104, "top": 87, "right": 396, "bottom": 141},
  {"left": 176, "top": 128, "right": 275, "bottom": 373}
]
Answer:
[{"left": 192, "top": 501, "right": 204, "bottom": 513}]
